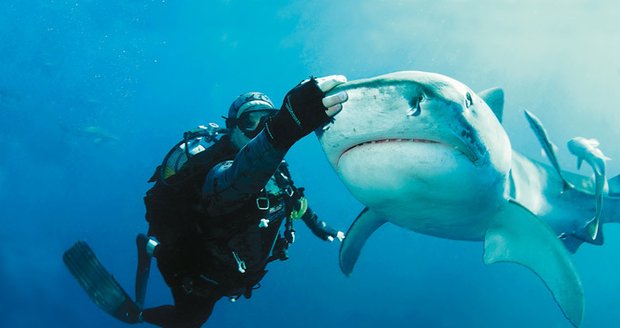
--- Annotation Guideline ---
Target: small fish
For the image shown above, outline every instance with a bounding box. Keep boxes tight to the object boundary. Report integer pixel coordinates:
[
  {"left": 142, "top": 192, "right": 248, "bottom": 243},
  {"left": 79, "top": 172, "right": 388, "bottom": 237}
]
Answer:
[{"left": 567, "top": 137, "right": 610, "bottom": 242}]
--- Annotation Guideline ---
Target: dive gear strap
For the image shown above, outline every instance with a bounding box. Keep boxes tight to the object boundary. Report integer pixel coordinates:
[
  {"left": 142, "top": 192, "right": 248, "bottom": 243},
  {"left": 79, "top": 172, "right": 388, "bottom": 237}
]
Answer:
[
  {"left": 63, "top": 241, "right": 142, "bottom": 324},
  {"left": 277, "top": 162, "right": 339, "bottom": 241},
  {"left": 265, "top": 162, "right": 301, "bottom": 261}
]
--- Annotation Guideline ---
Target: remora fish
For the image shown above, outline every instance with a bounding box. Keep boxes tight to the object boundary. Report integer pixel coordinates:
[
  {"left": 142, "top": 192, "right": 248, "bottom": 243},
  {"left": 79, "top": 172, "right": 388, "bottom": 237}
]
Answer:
[
  {"left": 567, "top": 137, "right": 611, "bottom": 242},
  {"left": 316, "top": 71, "right": 620, "bottom": 327}
]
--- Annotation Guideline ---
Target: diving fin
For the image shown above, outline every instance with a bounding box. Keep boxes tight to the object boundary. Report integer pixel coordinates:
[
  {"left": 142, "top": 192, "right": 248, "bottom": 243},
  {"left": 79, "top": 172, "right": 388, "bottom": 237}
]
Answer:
[{"left": 63, "top": 241, "right": 142, "bottom": 324}]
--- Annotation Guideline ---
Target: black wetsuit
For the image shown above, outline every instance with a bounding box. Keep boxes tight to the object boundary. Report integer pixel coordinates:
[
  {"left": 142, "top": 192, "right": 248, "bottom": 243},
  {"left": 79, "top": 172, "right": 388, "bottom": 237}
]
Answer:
[{"left": 141, "top": 131, "right": 338, "bottom": 328}]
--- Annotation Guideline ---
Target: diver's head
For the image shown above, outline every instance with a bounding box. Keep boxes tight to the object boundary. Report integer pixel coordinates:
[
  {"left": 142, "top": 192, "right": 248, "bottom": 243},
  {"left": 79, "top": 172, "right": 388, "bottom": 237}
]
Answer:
[{"left": 226, "top": 91, "right": 278, "bottom": 149}]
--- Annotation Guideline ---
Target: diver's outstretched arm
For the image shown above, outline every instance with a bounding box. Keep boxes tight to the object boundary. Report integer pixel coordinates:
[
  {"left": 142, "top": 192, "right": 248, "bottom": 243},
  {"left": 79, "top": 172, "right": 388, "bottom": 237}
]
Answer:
[
  {"left": 202, "top": 76, "right": 348, "bottom": 215},
  {"left": 301, "top": 206, "right": 345, "bottom": 242}
]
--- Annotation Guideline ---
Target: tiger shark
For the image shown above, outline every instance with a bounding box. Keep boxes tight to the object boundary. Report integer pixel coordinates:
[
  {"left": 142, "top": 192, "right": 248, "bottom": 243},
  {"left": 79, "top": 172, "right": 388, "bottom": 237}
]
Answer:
[{"left": 315, "top": 71, "right": 620, "bottom": 327}]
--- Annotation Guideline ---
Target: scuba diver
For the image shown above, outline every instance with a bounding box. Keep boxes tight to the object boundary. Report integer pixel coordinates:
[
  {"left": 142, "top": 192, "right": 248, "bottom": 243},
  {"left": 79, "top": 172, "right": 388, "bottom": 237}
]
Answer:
[{"left": 63, "top": 75, "right": 349, "bottom": 327}]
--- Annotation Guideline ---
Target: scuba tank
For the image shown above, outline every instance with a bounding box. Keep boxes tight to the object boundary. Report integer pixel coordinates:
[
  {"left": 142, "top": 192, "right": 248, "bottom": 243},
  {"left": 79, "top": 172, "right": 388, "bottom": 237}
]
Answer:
[{"left": 157, "top": 123, "right": 228, "bottom": 183}]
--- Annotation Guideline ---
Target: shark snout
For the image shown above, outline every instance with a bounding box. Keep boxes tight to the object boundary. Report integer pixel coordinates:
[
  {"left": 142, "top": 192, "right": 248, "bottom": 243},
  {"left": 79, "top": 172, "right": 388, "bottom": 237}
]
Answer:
[{"left": 401, "top": 93, "right": 486, "bottom": 166}]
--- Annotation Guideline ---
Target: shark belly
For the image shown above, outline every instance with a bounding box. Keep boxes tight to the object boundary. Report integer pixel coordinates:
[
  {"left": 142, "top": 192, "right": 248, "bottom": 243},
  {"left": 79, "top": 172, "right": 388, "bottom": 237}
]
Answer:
[
  {"left": 337, "top": 141, "right": 505, "bottom": 240},
  {"left": 381, "top": 204, "right": 497, "bottom": 241}
]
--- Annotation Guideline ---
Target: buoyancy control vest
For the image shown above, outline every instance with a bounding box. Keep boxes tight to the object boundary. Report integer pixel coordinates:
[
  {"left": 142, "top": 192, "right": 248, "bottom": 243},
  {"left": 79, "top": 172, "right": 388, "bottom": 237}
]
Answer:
[{"left": 143, "top": 124, "right": 300, "bottom": 299}]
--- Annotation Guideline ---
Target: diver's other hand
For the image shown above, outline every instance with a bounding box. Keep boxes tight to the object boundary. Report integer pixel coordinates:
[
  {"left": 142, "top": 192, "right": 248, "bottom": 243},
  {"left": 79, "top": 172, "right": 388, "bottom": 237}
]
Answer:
[
  {"left": 336, "top": 230, "right": 346, "bottom": 242},
  {"left": 265, "top": 75, "right": 348, "bottom": 149},
  {"left": 327, "top": 231, "right": 346, "bottom": 243}
]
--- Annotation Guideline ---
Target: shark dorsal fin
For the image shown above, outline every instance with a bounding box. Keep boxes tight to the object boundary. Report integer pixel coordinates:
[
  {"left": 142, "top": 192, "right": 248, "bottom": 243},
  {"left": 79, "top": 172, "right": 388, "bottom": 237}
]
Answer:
[{"left": 478, "top": 87, "right": 504, "bottom": 123}]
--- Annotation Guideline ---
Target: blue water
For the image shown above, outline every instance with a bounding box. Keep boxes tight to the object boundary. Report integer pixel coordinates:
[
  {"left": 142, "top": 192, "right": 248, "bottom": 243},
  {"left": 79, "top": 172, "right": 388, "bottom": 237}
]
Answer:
[{"left": 2, "top": 1, "right": 620, "bottom": 327}]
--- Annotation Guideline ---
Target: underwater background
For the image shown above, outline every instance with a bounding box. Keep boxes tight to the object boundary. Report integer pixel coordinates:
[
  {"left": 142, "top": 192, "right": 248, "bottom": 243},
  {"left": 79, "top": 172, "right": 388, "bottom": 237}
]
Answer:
[{"left": 2, "top": 0, "right": 620, "bottom": 327}]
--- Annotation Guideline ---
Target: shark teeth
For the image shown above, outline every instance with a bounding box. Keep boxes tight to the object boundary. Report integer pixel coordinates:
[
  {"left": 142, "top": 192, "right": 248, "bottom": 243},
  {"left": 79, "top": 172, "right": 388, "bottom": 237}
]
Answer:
[
  {"left": 339, "top": 138, "right": 482, "bottom": 166},
  {"left": 359, "top": 138, "right": 438, "bottom": 146},
  {"left": 343, "top": 138, "right": 440, "bottom": 154}
]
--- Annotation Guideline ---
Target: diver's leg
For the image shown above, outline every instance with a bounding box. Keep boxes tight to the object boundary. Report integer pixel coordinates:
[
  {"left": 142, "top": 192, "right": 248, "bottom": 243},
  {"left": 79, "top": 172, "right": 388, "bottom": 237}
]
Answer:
[
  {"left": 136, "top": 234, "right": 160, "bottom": 308},
  {"left": 141, "top": 286, "right": 221, "bottom": 328},
  {"left": 140, "top": 305, "right": 175, "bottom": 327}
]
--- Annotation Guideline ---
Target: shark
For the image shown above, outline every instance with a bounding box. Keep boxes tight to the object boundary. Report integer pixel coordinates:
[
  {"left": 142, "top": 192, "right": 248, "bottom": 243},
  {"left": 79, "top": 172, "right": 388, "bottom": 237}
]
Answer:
[
  {"left": 315, "top": 71, "right": 620, "bottom": 327},
  {"left": 60, "top": 125, "right": 120, "bottom": 144}
]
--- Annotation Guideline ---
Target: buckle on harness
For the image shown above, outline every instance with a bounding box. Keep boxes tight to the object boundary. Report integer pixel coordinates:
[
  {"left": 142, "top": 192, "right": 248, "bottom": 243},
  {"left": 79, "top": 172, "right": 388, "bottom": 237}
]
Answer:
[
  {"left": 284, "top": 186, "right": 294, "bottom": 197},
  {"left": 258, "top": 218, "right": 270, "bottom": 228},
  {"left": 181, "top": 277, "right": 194, "bottom": 294},
  {"left": 181, "top": 275, "right": 220, "bottom": 296},
  {"left": 256, "top": 197, "right": 270, "bottom": 210},
  {"left": 232, "top": 251, "right": 247, "bottom": 274}
]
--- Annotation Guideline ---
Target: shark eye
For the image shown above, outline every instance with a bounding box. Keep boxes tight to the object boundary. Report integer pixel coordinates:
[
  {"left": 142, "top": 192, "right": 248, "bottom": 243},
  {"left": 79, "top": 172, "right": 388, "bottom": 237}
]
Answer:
[
  {"left": 465, "top": 92, "right": 473, "bottom": 108},
  {"left": 407, "top": 96, "right": 423, "bottom": 117}
]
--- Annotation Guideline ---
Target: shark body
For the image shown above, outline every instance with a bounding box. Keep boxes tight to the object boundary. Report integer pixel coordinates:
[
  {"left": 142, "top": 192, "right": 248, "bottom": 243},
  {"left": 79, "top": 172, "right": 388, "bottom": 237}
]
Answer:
[
  {"left": 315, "top": 71, "right": 620, "bottom": 327},
  {"left": 60, "top": 125, "right": 120, "bottom": 144}
]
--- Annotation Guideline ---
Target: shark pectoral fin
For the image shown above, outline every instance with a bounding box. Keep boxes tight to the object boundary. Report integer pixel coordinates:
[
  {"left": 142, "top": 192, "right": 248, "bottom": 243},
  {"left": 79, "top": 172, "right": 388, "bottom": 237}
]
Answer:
[
  {"left": 339, "top": 207, "right": 387, "bottom": 276},
  {"left": 484, "top": 200, "right": 584, "bottom": 327}
]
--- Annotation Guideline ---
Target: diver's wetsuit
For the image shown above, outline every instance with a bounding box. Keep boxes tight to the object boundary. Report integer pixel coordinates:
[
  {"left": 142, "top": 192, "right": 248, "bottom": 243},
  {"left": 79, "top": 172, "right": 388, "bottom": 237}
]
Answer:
[{"left": 141, "top": 131, "right": 338, "bottom": 328}]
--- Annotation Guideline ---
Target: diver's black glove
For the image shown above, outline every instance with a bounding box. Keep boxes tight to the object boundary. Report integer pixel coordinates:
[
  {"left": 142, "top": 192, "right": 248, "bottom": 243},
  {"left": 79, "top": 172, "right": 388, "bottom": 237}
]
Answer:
[
  {"left": 301, "top": 208, "right": 346, "bottom": 242},
  {"left": 265, "top": 78, "right": 327, "bottom": 149},
  {"left": 317, "top": 219, "right": 345, "bottom": 242},
  {"left": 265, "top": 76, "right": 348, "bottom": 149}
]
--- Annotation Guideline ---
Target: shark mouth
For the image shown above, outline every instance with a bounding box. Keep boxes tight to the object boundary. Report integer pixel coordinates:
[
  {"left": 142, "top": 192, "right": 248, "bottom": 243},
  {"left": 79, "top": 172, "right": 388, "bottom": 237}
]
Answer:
[
  {"left": 339, "top": 138, "right": 479, "bottom": 165},
  {"left": 342, "top": 138, "right": 438, "bottom": 154}
]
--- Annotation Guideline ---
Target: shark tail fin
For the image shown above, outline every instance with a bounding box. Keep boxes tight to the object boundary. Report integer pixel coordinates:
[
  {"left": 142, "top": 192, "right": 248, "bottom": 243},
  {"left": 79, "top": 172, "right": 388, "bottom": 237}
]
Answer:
[
  {"left": 602, "top": 174, "right": 620, "bottom": 224},
  {"left": 608, "top": 174, "right": 620, "bottom": 197}
]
